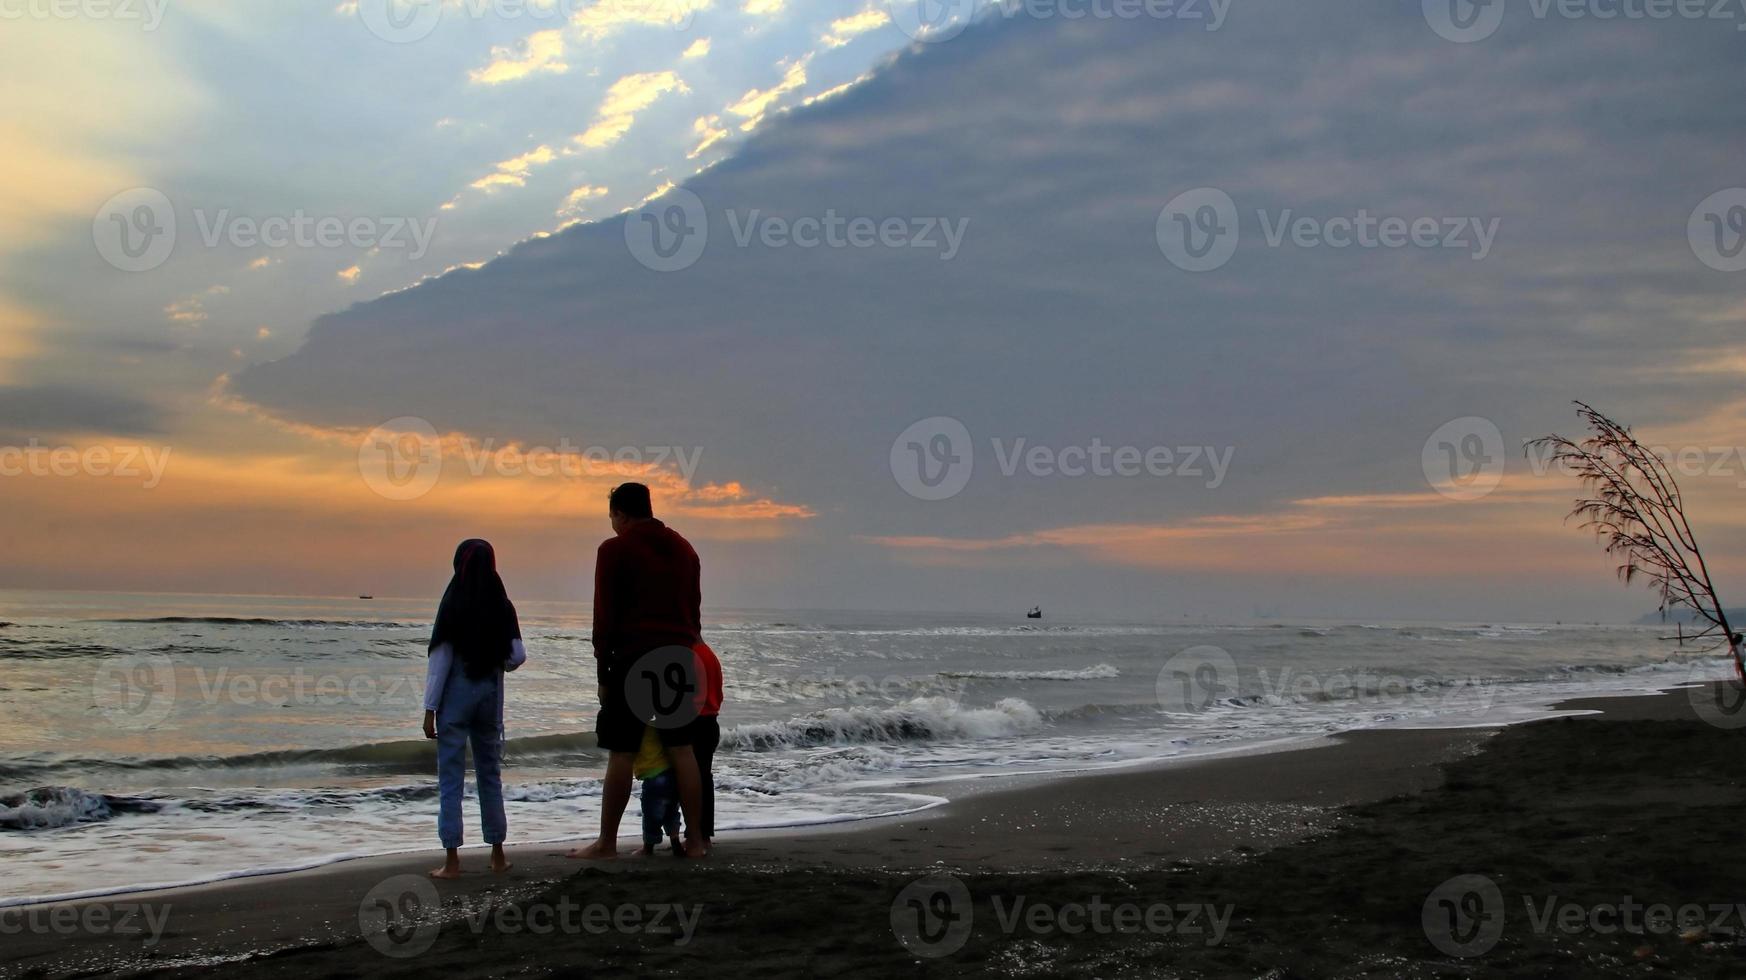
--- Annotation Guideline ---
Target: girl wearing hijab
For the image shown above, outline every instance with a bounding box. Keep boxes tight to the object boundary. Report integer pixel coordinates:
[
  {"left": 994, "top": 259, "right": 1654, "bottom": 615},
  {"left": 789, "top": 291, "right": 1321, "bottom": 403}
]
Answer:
[{"left": 422, "top": 539, "right": 527, "bottom": 878}]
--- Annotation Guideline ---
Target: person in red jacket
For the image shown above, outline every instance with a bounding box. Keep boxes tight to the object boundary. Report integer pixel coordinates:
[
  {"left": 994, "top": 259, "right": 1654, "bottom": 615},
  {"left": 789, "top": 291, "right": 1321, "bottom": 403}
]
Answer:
[{"left": 570, "top": 483, "right": 713, "bottom": 860}]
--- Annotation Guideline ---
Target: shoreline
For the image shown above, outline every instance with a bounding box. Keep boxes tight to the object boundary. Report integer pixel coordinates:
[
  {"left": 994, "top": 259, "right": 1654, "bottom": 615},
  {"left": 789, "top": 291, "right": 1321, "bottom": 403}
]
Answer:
[
  {"left": 0, "top": 683, "right": 1650, "bottom": 912},
  {"left": 3, "top": 682, "right": 1736, "bottom": 978},
  {"left": 0, "top": 726, "right": 1460, "bottom": 912}
]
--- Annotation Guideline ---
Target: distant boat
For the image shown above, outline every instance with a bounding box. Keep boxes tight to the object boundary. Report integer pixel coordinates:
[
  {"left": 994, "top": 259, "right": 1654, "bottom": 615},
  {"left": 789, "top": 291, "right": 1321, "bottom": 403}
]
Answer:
[
  {"left": 358, "top": 595, "right": 374, "bottom": 600},
  {"left": 1026, "top": 606, "right": 1042, "bottom": 619}
]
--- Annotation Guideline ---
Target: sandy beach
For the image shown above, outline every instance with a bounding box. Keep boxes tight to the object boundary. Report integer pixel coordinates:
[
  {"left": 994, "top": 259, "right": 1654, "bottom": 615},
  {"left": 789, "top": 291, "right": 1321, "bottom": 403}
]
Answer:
[{"left": 7, "top": 683, "right": 1744, "bottom": 979}]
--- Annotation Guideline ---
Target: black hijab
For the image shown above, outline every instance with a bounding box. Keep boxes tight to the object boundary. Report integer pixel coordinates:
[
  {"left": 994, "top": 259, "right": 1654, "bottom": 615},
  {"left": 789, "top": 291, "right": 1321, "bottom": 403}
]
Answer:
[{"left": 429, "top": 539, "right": 521, "bottom": 681}]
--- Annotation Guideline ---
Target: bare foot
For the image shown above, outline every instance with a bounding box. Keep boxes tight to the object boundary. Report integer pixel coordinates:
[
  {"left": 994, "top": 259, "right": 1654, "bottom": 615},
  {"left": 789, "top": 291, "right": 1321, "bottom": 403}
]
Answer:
[
  {"left": 683, "top": 837, "right": 708, "bottom": 860},
  {"left": 489, "top": 845, "right": 512, "bottom": 874},
  {"left": 566, "top": 839, "right": 618, "bottom": 860},
  {"left": 429, "top": 864, "right": 463, "bottom": 879}
]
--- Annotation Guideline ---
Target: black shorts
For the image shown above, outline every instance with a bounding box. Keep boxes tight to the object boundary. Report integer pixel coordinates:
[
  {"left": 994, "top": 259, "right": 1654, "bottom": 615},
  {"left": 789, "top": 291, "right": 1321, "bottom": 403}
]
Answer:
[{"left": 597, "top": 645, "right": 710, "bottom": 753}]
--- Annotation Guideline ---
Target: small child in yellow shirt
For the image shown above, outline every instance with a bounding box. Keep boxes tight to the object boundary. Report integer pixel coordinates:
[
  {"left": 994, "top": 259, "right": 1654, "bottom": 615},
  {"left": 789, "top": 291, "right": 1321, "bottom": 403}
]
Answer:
[{"left": 634, "top": 726, "right": 683, "bottom": 857}]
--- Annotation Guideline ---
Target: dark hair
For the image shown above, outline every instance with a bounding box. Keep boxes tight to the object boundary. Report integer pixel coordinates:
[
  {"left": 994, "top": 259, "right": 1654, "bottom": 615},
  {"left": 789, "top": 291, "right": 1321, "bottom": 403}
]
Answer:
[{"left": 609, "top": 482, "right": 654, "bottom": 519}]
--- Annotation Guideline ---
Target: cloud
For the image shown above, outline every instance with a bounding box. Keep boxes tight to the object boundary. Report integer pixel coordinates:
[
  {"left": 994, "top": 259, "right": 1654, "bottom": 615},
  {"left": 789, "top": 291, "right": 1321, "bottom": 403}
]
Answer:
[
  {"left": 0, "top": 17, "right": 203, "bottom": 381},
  {"left": 822, "top": 8, "right": 888, "bottom": 47},
  {"left": 688, "top": 114, "right": 730, "bottom": 158},
  {"left": 0, "top": 383, "right": 165, "bottom": 438},
  {"left": 572, "top": 0, "right": 713, "bottom": 39},
  {"left": 574, "top": 71, "right": 691, "bottom": 149},
  {"left": 231, "top": 6, "right": 1746, "bottom": 616},
  {"left": 336, "top": 265, "right": 361, "bottom": 284},
  {"left": 471, "top": 144, "right": 559, "bottom": 192},
  {"left": 469, "top": 29, "right": 570, "bottom": 85},
  {"left": 558, "top": 183, "right": 610, "bottom": 217},
  {"left": 164, "top": 286, "right": 230, "bottom": 325},
  {"left": 724, "top": 57, "right": 807, "bottom": 130},
  {"left": 682, "top": 38, "right": 712, "bottom": 59},
  {"left": 743, "top": 0, "right": 784, "bottom": 14}
]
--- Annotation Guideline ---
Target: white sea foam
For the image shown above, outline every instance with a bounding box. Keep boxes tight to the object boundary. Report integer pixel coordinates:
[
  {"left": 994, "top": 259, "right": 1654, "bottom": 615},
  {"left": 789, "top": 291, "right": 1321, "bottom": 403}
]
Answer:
[{"left": 941, "top": 664, "right": 1120, "bottom": 681}]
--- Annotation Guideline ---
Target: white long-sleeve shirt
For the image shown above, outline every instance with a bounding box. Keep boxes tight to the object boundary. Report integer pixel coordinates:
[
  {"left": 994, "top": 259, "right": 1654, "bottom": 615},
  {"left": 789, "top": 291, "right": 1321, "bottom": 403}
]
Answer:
[{"left": 424, "top": 638, "right": 527, "bottom": 711}]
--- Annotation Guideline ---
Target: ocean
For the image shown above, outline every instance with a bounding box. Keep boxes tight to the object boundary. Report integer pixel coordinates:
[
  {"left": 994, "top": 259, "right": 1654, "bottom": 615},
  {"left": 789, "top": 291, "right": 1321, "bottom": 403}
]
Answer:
[{"left": 0, "top": 590, "right": 1724, "bottom": 906}]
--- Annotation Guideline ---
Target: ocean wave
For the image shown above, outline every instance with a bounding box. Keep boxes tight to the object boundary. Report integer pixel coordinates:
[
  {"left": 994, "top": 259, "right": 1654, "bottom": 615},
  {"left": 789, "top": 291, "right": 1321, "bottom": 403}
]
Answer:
[
  {"left": 724, "top": 697, "right": 1044, "bottom": 752},
  {"left": 940, "top": 664, "right": 1120, "bottom": 682},
  {"left": 0, "top": 787, "right": 161, "bottom": 831},
  {"left": 0, "top": 731, "right": 602, "bottom": 783},
  {"left": 93, "top": 617, "right": 419, "bottom": 630}
]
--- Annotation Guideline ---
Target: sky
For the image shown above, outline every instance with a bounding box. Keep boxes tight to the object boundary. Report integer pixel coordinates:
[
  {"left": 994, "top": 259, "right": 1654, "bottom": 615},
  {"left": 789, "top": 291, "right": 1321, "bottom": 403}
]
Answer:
[{"left": 1, "top": 0, "right": 1744, "bottom": 622}]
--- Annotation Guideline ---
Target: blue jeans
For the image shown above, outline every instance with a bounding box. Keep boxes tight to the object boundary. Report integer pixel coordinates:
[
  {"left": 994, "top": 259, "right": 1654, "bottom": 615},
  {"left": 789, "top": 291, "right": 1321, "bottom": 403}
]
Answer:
[
  {"left": 640, "top": 771, "right": 680, "bottom": 850},
  {"left": 436, "top": 662, "right": 507, "bottom": 849}
]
